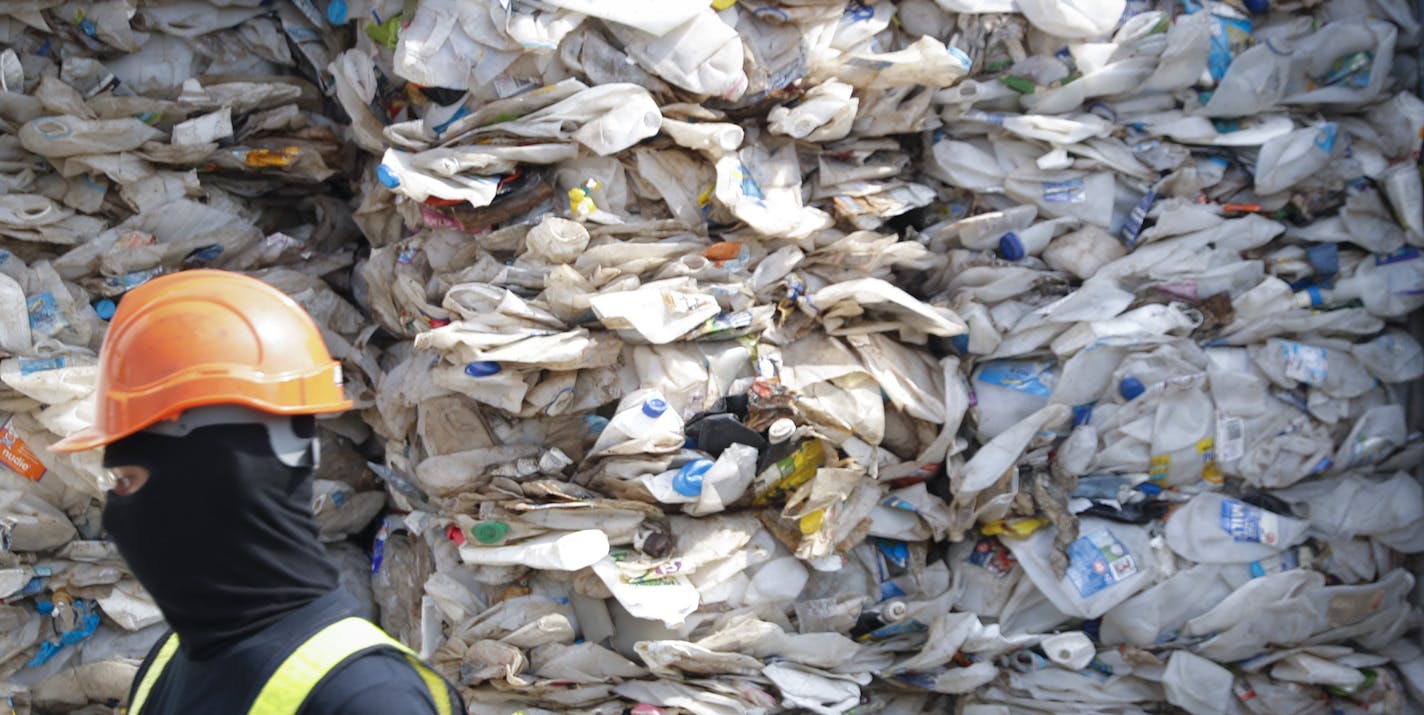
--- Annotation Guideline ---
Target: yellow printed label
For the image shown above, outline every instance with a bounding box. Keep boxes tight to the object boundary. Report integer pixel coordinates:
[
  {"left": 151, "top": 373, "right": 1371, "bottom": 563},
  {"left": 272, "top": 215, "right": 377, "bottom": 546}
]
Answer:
[
  {"left": 755, "top": 439, "right": 825, "bottom": 505},
  {"left": 1148, "top": 454, "right": 1170, "bottom": 482},
  {"left": 1197, "top": 437, "right": 1223, "bottom": 485}
]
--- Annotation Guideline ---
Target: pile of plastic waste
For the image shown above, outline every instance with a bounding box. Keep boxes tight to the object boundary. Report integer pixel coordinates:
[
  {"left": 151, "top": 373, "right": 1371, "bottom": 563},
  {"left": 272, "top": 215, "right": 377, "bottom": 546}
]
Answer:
[{"left": 2, "top": 0, "right": 1423, "bottom": 713}]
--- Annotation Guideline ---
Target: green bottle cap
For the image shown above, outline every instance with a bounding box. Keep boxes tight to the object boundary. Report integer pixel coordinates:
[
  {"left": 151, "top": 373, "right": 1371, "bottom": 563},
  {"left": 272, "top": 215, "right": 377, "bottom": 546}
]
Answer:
[{"left": 472, "top": 520, "right": 509, "bottom": 544}]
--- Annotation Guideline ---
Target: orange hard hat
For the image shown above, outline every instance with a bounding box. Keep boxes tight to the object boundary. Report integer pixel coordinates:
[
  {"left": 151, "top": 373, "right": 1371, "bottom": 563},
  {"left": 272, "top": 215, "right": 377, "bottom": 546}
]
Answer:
[{"left": 51, "top": 269, "right": 352, "bottom": 453}]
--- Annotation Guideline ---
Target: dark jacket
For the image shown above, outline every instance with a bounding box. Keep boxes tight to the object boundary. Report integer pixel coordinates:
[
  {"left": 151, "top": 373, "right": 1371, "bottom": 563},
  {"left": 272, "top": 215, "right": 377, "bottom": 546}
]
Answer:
[{"left": 128, "top": 588, "right": 457, "bottom": 714}]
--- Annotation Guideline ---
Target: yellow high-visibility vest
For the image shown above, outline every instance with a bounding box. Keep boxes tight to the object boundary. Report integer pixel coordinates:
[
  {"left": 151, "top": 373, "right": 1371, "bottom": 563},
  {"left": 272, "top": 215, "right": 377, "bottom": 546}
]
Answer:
[{"left": 126, "top": 617, "right": 455, "bottom": 715}]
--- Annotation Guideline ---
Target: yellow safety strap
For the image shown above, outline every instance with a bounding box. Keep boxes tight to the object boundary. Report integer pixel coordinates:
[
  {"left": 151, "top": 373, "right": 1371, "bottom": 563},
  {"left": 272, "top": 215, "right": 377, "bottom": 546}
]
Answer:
[
  {"left": 247, "top": 617, "right": 454, "bottom": 715},
  {"left": 127, "top": 632, "right": 180, "bottom": 715}
]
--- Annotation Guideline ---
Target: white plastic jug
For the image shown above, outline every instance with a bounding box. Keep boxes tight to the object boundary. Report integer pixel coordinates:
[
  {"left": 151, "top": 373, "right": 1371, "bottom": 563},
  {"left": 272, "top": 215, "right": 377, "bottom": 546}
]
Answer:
[{"left": 1165, "top": 492, "right": 1310, "bottom": 563}]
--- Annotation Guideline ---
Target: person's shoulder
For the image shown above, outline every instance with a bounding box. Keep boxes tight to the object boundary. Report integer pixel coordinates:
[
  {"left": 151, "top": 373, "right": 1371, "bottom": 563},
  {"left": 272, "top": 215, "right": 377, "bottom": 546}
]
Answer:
[{"left": 300, "top": 648, "right": 443, "bottom": 715}]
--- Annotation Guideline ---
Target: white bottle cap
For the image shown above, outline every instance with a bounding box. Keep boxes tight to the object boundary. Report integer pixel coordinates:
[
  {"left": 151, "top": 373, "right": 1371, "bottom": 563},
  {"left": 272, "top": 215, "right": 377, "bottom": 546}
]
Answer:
[{"left": 768, "top": 418, "right": 795, "bottom": 444}]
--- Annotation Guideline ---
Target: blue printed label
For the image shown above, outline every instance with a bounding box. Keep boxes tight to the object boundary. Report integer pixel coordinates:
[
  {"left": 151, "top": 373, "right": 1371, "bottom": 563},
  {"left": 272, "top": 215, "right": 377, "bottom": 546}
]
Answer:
[
  {"left": 1184, "top": 0, "right": 1254, "bottom": 84},
  {"left": 1376, "top": 247, "right": 1420, "bottom": 266},
  {"left": 1249, "top": 547, "right": 1301, "bottom": 578},
  {"left": 1042, "top": 179, "right": 1085, "bottom": 203},
  {"left": 104, "top": 267, "right": 160, "bottom": 291},
  {"left": 1314, "top": 123, "right": 1339, "bottom": 153},
  {"left": 977, "top": 360, "right": 1054, "bottom": 398},
  {"left": 1321, "top": 51, "right": 1372, "bottom": 88},
  {"left": 27, "top": 292, "right": 66, "bottom": 337},
  {"left": 1066, "top": 528, "right": 1137, "bottom": 598},
  {"left": 1120, "top": 190, "right": 1157, "bottom": 246},
  {"left": 18, "top": 357, "right": 64, "bottom": 375},
  {"left": 1219, "top": 499, "right": 1282, "bottom": 545},
  {"left": 1279, "top": 341, "right": 1328, "bottom": 385}
]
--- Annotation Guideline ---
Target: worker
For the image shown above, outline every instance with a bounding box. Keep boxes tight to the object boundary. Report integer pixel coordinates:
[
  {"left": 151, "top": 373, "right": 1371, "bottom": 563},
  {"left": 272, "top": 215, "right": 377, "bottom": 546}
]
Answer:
[{"left": 51, "top": 270, "right": 462, "bottom": 715}]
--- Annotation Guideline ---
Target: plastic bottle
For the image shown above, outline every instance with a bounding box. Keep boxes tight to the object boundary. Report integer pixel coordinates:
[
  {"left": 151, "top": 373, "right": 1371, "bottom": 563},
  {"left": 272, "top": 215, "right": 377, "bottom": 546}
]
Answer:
[
  {"left": 377, "top": 147, "right": 500, "bottom": 207},
  {"left": 458, "top": 529, "right": 610, "bottom": 571},
  {"left": 1041, "top": 226, "right": 1128, "bottom": 280},
  {"left": 741, "top": 556, "right": 809, "bottom": 609},
  {"left": 1251, "top": 338, "right": 1377, "bottom": 398},
  {"left": 0, "top": 272, "right": 31, "bottom": 354},
  {"left": 1041, "top": 631, "right": 1095, "bottom": 670},
  {"left": 588, "top": 391, "right": 686, "bottom": 457},
  {"left": 971, "top": 360, "right": 1056, "bottom": 440},
  {"left": 1164, "top": 492, "right": 1310, "bottom": 564},
  {"left": 1293, "top": 249, "right": 1424, "bottom": 317},
  {"left": 956, "top": 205, "right": 1037, "bottom": 251},
  {"left": 850, "top": 599, "right": 909, "bottom": 639},
  {"left": 997, "top": 217, "right": 1078, "bottom": 260},
  {"left": 1154, "top": 260, "right": 1265, "bottom": 301}
]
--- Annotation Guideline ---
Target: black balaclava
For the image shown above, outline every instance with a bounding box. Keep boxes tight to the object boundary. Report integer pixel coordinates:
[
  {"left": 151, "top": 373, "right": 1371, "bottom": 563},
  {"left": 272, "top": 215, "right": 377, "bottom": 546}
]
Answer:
[{"left": 102, "top": 421, "right": 338, "bottom": 660}]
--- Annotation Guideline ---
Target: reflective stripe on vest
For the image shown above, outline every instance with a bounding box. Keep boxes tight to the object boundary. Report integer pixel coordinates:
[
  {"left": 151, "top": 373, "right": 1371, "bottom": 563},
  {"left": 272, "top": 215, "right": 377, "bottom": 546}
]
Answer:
[
  {"left": 125, "top": 618, "right": 453, "bottom": 715},
  {"left": 127, "top": 633, "right": 180, "bottom": 714}
]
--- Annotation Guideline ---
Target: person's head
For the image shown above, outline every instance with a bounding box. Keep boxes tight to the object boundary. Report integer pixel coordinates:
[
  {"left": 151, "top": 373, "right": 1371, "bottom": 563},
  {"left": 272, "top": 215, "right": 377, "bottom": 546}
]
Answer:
[{"left": 51, "top": 269, "right": 353, "bottom": 656}]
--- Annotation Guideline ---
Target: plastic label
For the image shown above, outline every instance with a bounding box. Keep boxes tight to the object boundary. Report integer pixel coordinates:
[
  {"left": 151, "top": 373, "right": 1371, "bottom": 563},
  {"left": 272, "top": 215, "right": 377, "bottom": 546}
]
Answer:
[
  {"left": 0, "top": 416, "right": 46, "bottom": 482},
  {"left": 1313, "top": 123, "right": 1339, "bottom": 153},
  {"left": 1042, "top": 179, "right": 1085, "bottom": 203},
  {"left": 1321, "top": 51, "right": 1373, "bottom": 89},
  {"left": 1216, "top": 415, "right": 1245, "bottom": 462},
  {"left": 965, "top": 536, "right": 1017, "bottom": 578},
  {"left": 17, "top": 356, "right": 65, "bottom": 375},
  {"left": 1249, "top": 547, "right": 1302, "bottom": 578},
  {"left": 1198, "top": 436, "right": 1222, "bottom": 485},
  {"left": 1279, "top": 341, "right": 1328, "bottom": 384},
  {"left": 26, "top": 292, "right": 67, "bottom": 338},
  {"left": 104, "top": 267, "right": 161, "bottom": 291},
  {"left": 731, "top": 163, "right": 767, "bottom": 205},
  {"left": 1375, "top": 247, "right": 1420, "bottom": 266},
  {"left": 1119, "top": 190, "right": 1157, "bottom": 246},
  {"left": 370, "top": 520, "right": 390, "bottom": 574},
  {"left": 1066, "top": 528, "right": 1137, "bottom": 598},
  {"left": 755, "top": 439, "right": 825, "bottom": 505},
  {"left": 1148, "top": 454, "right": 1170, "bottom": 482},
  {"left": 1219, "top": 498, "right": 1281, "bottom": 545},
  {"left": 1189, "top": 2, "right": 1253, "bottom": 83},
  {"left": 976, "top": 360, "right": 1053, "bottom": 398}
]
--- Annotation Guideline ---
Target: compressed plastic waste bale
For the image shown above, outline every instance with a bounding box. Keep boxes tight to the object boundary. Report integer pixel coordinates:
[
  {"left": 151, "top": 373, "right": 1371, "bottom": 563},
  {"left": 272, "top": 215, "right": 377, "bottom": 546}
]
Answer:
[{"left": 1, "top": 0, "right": 1424, "bottom": 711}]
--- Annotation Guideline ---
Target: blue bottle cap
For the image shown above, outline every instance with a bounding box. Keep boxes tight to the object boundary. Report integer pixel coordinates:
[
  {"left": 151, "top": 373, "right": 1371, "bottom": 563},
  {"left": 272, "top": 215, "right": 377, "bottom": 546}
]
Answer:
[
  {"left": 94, "top": 298, "right": 116, "bottom": 320},
  {"left": 464, "top": 361, "right": 500, "bottom": 377},
  {"left": 1242, "top": 0, "right": 1268, "bottom": 12},
  {"left": 1120, "top": 376, "right": 1145, "bottom": 401},
  {"left": 327, "top": 0, "right": 348, "bottom": 24},
  {"left": 998, "top": 232, "right": 1025, "bottom": 261},
  {"left": 376, "top": 164, "right": 400, "bottom": 188},
  {"left": 642, "top": 398, "right": 668, "bottom": 418},
  {"left": 673, "top": 459, "right": 713, "bottom": 497},
  {"left": 584, "top": 415, "right": 609, "bottom": 434}
]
